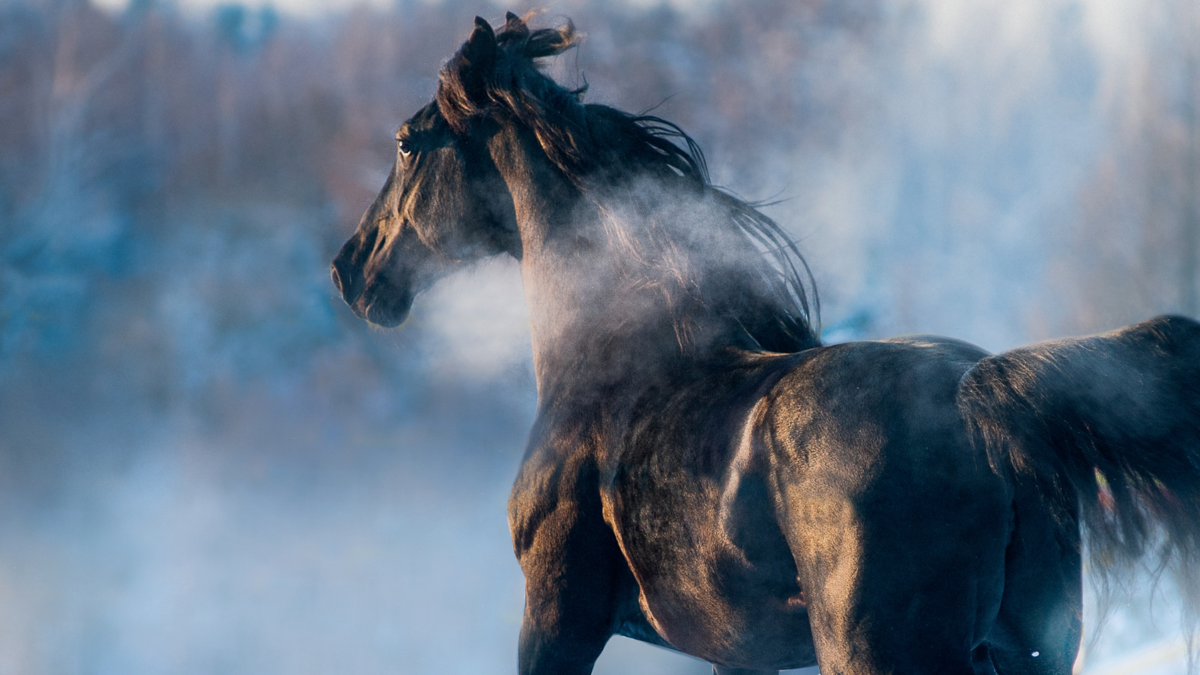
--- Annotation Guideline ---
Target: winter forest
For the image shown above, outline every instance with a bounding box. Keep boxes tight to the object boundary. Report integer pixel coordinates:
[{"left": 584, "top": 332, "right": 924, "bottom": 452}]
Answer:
[{"left": 1, "top": 0, "right": 1198, "bottom": 673}]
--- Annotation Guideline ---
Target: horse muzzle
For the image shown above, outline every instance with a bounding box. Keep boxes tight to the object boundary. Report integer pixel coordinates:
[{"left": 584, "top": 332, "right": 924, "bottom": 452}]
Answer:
[{"left": 331, "top": 260, "right": 415, "bottom": 328}]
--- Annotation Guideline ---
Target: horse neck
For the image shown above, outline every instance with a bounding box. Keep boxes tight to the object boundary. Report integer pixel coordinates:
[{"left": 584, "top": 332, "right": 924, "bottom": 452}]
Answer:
[{"left": 488, "top": 126, "right": 729, "bottom": 400}]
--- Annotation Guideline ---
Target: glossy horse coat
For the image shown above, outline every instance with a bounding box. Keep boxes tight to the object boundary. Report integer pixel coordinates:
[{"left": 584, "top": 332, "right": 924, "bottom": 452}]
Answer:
[{"left": 331, "top": 15, "right": 1200, "bottom": 675}]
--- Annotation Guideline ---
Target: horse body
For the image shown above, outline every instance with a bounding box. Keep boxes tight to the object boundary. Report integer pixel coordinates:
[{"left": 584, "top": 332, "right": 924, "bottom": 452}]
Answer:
[
  {"left": 515, "top": 324, "right": 1032, "bottom": 673},
  {"left": 330, "top": 14, "right": 1200, "bottom": 675}
]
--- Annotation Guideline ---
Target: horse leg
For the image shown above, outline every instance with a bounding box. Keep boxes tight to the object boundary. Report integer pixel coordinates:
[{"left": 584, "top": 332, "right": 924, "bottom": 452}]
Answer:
[
  {"left": 984, "top": 482, "right": 1082, "bottom": 675},
  {"left": 511, "top": 463, "right": 634, "bottom": 675},
  {"left": 516, "top": 527, "right": 626, "bottom": 675},
  {"left": 713, "top": 666, "right": 778, "bottom": 675}
]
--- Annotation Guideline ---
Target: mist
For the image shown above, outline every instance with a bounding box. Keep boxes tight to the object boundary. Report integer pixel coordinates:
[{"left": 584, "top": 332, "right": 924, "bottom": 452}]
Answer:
[{"left": 0, "top": 0, "right": 1196, "bottom": 673}]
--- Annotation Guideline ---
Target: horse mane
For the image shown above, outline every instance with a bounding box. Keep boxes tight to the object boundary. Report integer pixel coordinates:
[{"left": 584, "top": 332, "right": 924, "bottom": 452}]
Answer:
[{"left": 438, "top": 14, "right": 820, "bottom": 353}]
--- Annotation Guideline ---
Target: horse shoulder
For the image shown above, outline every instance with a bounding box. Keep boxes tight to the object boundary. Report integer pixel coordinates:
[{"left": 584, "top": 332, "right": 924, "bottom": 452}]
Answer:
[{"left": 508, "top": 419, "right": 608, "bottom": 563}]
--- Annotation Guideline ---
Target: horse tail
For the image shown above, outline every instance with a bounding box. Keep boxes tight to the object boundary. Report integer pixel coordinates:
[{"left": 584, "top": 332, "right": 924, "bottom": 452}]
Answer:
[{"left": 957, "top": 315, "right": 1200, "bottom": 632}]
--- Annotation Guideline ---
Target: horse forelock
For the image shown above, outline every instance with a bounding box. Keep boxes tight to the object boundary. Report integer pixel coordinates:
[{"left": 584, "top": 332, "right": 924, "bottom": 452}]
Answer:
[{"left": 436, "top": 17, "right": 582, "bottom": 135}]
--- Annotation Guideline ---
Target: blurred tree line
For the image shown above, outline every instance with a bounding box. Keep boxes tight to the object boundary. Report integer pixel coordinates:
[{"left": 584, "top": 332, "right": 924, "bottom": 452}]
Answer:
[
  {"left": 1, "top": 0, "right": 1197, "bottom": 468},
  {"left": 1064, "top": 0, "right": 1200, "bottom": 333}
]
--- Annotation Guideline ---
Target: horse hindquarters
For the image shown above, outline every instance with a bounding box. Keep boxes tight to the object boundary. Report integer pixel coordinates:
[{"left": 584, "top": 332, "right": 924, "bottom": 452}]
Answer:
[
  {"left": 767, "top": 342, "right": 1011, "bottom": 675},
  {"left": 775, "top": 458, "right": 1011, "bottom": 675}
]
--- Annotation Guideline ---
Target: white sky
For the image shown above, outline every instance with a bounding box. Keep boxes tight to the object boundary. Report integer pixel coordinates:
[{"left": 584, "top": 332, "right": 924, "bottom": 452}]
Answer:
[
  {"left": 85, "top": 0, "right": 1142, "bottom": 78},
  {"left": 91, "top": 0, "right": 723, "bottom": 19}
]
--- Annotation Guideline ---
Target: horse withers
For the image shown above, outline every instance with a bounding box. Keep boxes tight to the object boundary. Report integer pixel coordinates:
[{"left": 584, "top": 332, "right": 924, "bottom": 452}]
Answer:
[{"left": 330, "top": 14, "right": 1200, "bottom": 675}]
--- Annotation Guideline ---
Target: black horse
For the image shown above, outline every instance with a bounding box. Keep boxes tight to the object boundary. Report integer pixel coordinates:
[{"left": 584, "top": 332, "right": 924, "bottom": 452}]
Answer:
[{"left": 331, "top": 14, "right": 1200, "bottom": 675}]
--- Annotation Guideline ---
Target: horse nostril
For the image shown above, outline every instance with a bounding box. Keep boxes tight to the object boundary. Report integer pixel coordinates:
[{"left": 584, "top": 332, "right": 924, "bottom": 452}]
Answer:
[
  {"left": 330, "top": 262, "right": 345, "bottom": 295},
  {"left": 331, "top": 255, "right": 366, "bottom": 306}
]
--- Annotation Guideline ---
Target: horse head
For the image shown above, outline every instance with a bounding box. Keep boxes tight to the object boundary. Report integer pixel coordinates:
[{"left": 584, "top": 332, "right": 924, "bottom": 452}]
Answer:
[
  {"left": 331, "top": 13, "right": 817, "bottom": 355},
  {"left": 331, "top": 14, "right": 563, "bottom": 327}
]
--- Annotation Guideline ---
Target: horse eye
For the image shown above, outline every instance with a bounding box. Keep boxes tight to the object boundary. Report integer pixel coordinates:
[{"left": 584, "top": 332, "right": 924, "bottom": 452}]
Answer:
[{"left": 398, "top": 139, "right": 412, "bottom": 157}]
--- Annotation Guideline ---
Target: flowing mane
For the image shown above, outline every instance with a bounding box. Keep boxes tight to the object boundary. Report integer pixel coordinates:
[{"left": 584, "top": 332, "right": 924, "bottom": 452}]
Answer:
[{"left": 437, "top": 16, "right": 820, "bottom": 353}]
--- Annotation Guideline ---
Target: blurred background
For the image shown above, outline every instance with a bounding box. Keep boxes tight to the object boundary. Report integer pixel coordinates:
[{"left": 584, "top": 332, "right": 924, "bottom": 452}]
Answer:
[{"left": 1, "top": 0, "right": 1198, "bottom": 673}]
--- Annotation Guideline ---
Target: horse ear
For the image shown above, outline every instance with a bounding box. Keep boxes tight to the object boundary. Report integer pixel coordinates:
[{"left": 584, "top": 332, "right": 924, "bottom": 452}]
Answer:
[
  {"left": 462, "top": 17, "right": 497, "bottom": 77},
  {"left": 502, "top": 11, "right": 530, "bottom": 41},
  {"left": 438, "top": 17, "right": 498, "bottom": 128}
]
